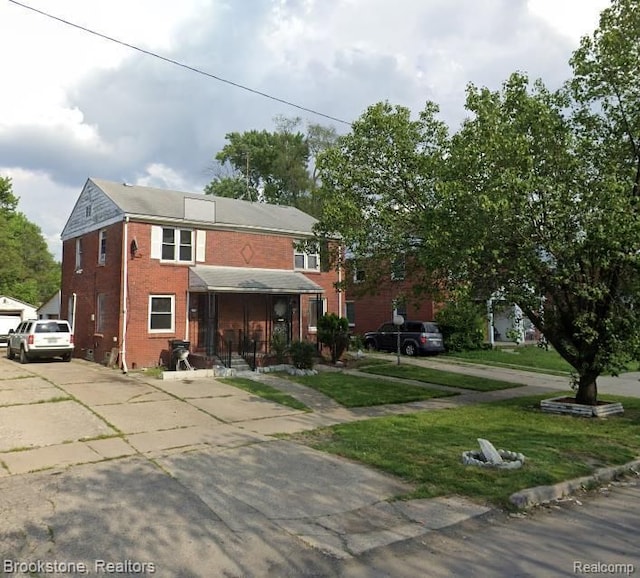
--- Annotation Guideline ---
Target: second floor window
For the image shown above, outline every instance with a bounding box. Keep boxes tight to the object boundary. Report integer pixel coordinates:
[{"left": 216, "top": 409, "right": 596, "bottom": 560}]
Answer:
[
  {"left": 75, "top": 238, "right": 83, "bottom": 270},
  {"left": 294, "top": 246, "right": 320, "bottom": 271},
  {"left": 162, "top": 228, "right": 193, "bottom": 262},
  {"left": 98, "top": 230, "right": 107, "bottom": 264}
]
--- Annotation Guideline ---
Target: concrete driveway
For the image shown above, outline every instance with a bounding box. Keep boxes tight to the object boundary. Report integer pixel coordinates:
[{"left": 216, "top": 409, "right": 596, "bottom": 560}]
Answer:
[{"left": 0, "top": 355, "right": 491, "bottom": 567}]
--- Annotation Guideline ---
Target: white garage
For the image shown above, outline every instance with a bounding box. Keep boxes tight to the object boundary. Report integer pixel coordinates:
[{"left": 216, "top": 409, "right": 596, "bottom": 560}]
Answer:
[{"left": 0, "top": 296, "right": 38, "bottom": 344}]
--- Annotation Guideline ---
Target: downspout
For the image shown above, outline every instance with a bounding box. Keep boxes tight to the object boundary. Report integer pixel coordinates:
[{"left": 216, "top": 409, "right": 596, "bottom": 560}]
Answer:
[
  {"left": 338, "top": 261, "right": 343, "bottom": 318},
  {"left": 185, "top": 291, "right": 190, "bottom": 341},
  {"left": 120, "top": 217, "right": 129, "bottom": 373},
  {"left": 71, "top": 292, "right": 77, "bottom": 334}
]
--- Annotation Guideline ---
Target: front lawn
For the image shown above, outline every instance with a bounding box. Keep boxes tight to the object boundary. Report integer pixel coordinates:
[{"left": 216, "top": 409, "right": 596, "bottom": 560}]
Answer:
[
  {"left": 442, "top": 346, "right": 572, "bottom": 375},
  {"left": 285, "top": 372, "right": 457, "bottom": 407},
  {"left": 219, "top": 377, "right": 311, "bottom": 412},
  {"left": 359, "top": 362, "right": 524, "bottom": 391},
  {"left": 291, "top": 394, "right": 640, "bottom": 508}
]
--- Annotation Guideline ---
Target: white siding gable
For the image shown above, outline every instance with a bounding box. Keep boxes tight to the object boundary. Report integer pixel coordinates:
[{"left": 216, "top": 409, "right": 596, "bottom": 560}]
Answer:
[{"left": 61, "top": 180, "right": 124, "bottom": 240}]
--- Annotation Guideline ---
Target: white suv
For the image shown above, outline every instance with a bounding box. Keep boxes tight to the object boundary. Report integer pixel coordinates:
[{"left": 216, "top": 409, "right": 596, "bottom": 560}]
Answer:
[{"left": 6, "top": 319, "right": 74, "bottom": 363}]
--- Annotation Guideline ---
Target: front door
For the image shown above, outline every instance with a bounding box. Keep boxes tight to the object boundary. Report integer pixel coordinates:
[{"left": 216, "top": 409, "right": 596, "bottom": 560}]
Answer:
[{"left": 272, "top": 297, "right": 290, "bottom": 343}]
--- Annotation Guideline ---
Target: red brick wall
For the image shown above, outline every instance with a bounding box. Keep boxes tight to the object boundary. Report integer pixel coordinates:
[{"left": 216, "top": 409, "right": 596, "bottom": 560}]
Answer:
[
  {"left": 61, "top": 223, "right": 123, "bottom": 364},
  {"left": 347, "top": 278, "right": 437, "bottom": 335},
  {"left": 64, "top": 222, "right": 342, "bottom": 369}
]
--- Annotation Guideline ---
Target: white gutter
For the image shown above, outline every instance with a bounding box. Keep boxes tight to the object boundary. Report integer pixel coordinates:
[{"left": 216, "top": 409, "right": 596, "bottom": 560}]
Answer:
[{"left": 120, "top": 217, "right": 129, "bottom": 373}]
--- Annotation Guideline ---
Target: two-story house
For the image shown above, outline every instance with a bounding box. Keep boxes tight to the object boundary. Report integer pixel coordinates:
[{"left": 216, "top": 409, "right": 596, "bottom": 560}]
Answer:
[{"left": 60, "top": 178, "right": 342, "bottom": 370}]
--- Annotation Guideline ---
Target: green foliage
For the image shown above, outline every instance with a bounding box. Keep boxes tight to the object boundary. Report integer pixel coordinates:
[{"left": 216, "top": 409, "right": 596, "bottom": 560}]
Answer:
[
  {"left": 312, "top": 1, "right": 640, "bottom": 404},
  {"left": 317, "top": 313, "right": 350, "bottom": 363},
  {"left": 288, "top": 340, "right": 317, "bottom": 369},
  {"left": 435, "top": 296, "right": 486, "bottom": 352},
  {"left": 204, "top": 175, "right": 255, "bottom": 201},
  {"left": 270, "top": 332, "right": 288, "bottom": 364},
  {"left": 0, "top": 176, "right": 60, "bottom": 305},
  {"left": 204, "top": 116, "right": 338, "bottom": 216}
]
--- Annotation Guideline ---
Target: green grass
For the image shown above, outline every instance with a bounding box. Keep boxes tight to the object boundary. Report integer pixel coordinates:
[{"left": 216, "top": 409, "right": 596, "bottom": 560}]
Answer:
[
  {"left": 291, "top": 394, "right": 640, "bottom": 508},
  {"left": 358, "top": 362, "right": 524, "bottom": 391},
  {"left": 219, "top": 377, "right": 311, "bottom": 412},
  {"left": 286, "top": 372, "right": 457, "bottom": 407},
  {"left": 442, "top": 346, "right": 573, "bottom": 375}
]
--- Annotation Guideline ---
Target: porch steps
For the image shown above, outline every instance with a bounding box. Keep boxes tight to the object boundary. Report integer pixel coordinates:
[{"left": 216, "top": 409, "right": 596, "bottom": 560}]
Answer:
[{"left": 228, "top": 353, "right": 252, "bottom": 372}]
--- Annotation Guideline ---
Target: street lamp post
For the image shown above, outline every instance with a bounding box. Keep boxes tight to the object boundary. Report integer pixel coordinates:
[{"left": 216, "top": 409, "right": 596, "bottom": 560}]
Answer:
[{"left": 393, "top": 314, "right": 404, "bottom": 365}]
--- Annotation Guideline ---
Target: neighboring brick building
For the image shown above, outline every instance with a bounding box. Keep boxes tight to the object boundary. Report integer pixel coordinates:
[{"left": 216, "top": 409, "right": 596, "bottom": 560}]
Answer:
[
  {"left": 61, "top": 178, "right": 342, "bottom": 369},
  {"left": 344, "top": 270, "right": 439, "bottom": 336}
]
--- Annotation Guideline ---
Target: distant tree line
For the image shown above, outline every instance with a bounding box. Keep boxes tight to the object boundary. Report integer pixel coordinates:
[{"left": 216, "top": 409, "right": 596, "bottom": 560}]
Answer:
[{"left": 0, "top": 176, "right": 60, "bottom": 306}]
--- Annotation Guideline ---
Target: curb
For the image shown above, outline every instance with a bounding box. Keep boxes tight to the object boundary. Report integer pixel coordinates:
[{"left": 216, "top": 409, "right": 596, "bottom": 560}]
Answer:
[{"left": 509, "top": 458, "right": 640, "bottom": 509}]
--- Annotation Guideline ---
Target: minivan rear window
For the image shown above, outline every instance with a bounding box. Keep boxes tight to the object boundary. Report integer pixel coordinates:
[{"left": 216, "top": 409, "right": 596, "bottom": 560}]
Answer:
[{"left": 423, "top": 323, "right": 440, "bottom": 333}]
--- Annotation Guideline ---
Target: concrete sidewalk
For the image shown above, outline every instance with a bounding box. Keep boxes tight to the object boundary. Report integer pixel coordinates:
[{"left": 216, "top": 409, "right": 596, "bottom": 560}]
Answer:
[
  {"left": 0, "top": 355, "right": 496, "bottom": 560},
  {"left": 0, "top": 352, "right": 636, "bottom": 565}
]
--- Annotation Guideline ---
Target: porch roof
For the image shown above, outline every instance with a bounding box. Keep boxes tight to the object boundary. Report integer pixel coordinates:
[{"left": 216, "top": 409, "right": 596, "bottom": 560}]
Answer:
[{"left": 189, "top": 266, "right": 324, "bottom": 294}]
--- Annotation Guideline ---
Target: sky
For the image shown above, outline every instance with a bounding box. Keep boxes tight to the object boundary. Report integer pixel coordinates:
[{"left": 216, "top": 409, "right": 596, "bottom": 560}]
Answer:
[{"left": 0, "top": 0, "right": 611, "bottom": 260}]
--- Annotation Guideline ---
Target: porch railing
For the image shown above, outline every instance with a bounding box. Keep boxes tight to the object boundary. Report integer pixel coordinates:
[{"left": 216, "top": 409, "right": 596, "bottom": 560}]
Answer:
[
  {"left": 239, "top": 338, "right": 261, "bottom": 371},
  {"left": 218, "top": 338, "right": 232, "bottom": 369}
]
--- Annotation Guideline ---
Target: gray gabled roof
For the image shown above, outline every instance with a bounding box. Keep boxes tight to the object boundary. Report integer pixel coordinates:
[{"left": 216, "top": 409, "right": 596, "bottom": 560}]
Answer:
[
  {"left": 91, "top": 178, "right": 318, "bottom": 236},
  {"left": 189, "top": 266, "right": 324, "bottom": 294}
]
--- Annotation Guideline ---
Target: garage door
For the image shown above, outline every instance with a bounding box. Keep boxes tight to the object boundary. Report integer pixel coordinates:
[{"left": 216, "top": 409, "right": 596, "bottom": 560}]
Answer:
[{"left": 0, "top": 314, "right": 21, "bottom": 335}]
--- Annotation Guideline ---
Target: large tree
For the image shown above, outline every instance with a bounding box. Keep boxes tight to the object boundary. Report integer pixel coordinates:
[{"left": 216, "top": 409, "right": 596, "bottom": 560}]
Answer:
[
  {"left": 313, "top": 0, "right": 640, "bottom": 405},
  {"left": 205, "top": 117, "right": 338, "bottom": 216},
  {"left": 0, "top": 176, "right": 60, "bottom": 305}
]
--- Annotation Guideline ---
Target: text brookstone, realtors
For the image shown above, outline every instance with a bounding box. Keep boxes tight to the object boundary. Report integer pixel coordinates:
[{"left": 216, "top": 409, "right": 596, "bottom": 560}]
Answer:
[{"left": 3, "top": 559, "right": 156, "bottom": 574}]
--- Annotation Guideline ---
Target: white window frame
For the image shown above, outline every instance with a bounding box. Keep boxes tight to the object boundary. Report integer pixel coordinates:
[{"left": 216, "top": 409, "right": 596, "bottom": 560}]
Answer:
[
  {"left": 98, "top": 229, "right": 107, "bottom": 265},
  {"left": 161, "top": 227, "right": 194, "bottom": 263},
  {"left": 75, "top": 238, "right": 83, "bottom": 271},
  {"left": 148, "top": 295, "right": 175, "bottom": 333},
  {"left": 307, "top": 297, "right": 326, "bottom": 331},
  {"left": 294, "top": 245, "right": 320, "bottom": 271}
]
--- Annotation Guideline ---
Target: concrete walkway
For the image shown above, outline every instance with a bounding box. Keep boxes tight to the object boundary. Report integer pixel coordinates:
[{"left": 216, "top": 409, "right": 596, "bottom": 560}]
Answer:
[{"left": 0, "top": 351, "right": 636, "bottom": 565}]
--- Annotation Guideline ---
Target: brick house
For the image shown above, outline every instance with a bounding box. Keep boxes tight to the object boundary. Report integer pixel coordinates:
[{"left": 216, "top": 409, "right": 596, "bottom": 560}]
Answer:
[
  {"left": 344, "top": 263, "right": 439, "bottom": 335},
  {"left": 60, "top": 178, "right": 342, "bottom": 370}
]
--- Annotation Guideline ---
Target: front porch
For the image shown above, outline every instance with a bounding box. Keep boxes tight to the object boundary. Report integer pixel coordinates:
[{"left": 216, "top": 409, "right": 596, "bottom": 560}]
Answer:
[{"left": 186, "top": 265, "right": 325, "bottom": 370}]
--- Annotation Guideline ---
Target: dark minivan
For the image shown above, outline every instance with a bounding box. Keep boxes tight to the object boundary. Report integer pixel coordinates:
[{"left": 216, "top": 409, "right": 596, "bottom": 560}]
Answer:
[{"left": 363, "top": 321, "right": 445, "bottom": 356}]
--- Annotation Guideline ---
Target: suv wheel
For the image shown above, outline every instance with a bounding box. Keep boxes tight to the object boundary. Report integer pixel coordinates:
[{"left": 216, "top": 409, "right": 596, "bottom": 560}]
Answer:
[
  {"left": 62, "top": 353, "right": 72, "bottom": 362},
  {"left": 19, "top": 347, "right": 30, "bottom": 364},
  {"left": 6, "top": 346, "right": 13, "bottom": 360},
  {"left": 402, "top": 342, "right": 417, "bottom": 356}
]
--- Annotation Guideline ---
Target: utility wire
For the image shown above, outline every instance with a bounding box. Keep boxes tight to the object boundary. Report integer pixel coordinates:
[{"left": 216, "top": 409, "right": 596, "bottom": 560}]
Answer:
[{"left": 7, "top": 0, "right": 352, "bottom": 126}]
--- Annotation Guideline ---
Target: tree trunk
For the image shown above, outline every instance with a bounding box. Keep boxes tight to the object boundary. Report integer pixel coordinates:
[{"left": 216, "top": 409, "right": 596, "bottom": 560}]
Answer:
[{"left": 575, "top": 374, "right": 598, "bottom": 405}]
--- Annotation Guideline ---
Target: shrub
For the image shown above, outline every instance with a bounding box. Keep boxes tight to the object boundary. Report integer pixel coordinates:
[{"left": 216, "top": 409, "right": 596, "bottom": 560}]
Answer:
[
  {"left": 270, "top": 332, "right": 288, "bottom": 364},
  {"left": 436, "top": 295, "right": 485, "bottom": 352},
  {"left": 288, "top": 340, "right": 317, "bottom": 369},
  {"left": 317, "top": 313, "right": 350, "bottom": 363}
]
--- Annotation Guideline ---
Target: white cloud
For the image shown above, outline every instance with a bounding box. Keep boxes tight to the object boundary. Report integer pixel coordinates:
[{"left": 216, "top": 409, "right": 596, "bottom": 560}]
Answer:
[
  {"left": 0, "top": 0, "right": 614, "bottom": 264},
  {"left": 528, "top": 0, "right": 610, "bottom": 43}
]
